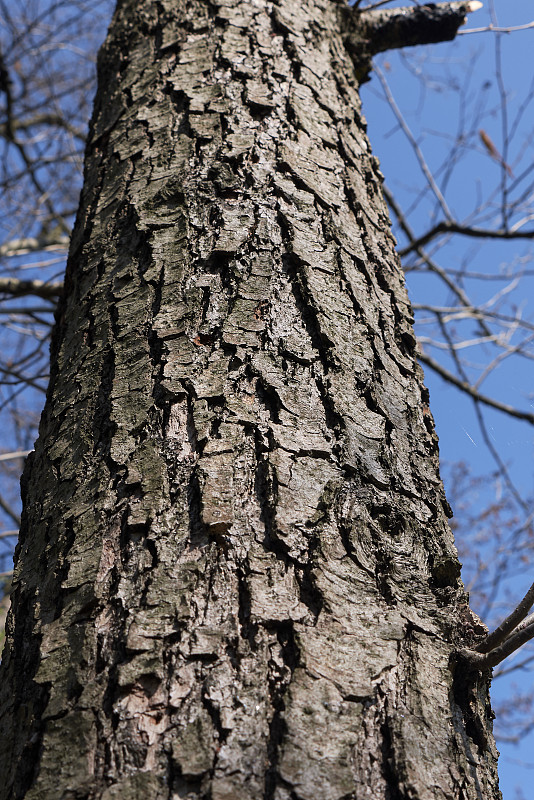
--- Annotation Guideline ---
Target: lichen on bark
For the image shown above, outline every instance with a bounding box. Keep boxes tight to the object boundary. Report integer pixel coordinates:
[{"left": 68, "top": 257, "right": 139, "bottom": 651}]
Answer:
[{"left": 0, "top": 1, "right": 501, "bottom": 799}]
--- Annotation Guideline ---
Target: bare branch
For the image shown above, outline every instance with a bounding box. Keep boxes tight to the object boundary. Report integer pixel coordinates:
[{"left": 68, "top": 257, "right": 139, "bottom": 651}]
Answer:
[
  {"left": 459, "top": 21, "right": 534, "bottom": 35},
  {"left": 418, "top": 350, "right": 534, "bottom": 425},
  {"left": 0, "top": 278, "right": 63, "bottom": 300},
  {"left": 0, "top": 451, "right": 31, "bottom": 462},
  {"left": 0, "top": 531, "right": 18, "bottom": 540},
  {"left": 398, "top": 220, "right": 534, "bottom": 257},
  {"left": 0, "top": 495, "right": 20, "bottom": 528},
  {"left": 476, "top": 583, "right": 534, "bottom": 654},
  {"left": 375, "top": 67, "right": 453, "bottom": 220},
  {"left": 461, "top": 620, "right": 534, "bottom": 670},
  {"left": 0, "top": 234, "right": 70, "bottom": 258},
  {"left": 0, "top": 113, "right": 85, "bottom": 141}
]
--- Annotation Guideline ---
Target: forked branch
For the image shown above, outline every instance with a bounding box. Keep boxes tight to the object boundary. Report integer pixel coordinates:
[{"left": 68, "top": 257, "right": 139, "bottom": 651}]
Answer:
[{"left": 460, "top": 581, "right": 534, "bottom": 669}]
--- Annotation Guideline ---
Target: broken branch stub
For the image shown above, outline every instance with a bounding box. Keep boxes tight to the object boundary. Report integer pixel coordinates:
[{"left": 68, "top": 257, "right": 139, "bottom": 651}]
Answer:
[{"left": 341, "top": 1, "right": 484, "bottom": 81}]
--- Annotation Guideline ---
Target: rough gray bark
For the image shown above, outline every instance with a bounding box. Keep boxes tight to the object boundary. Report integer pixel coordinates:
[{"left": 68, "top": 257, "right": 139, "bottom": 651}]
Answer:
[{"left": 0, "top": 1, "right": 501, "bottom": 799}]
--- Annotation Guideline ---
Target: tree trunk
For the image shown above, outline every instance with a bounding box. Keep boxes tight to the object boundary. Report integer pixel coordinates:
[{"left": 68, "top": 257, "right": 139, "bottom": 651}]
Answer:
[{"left": 0, "top": 1, "right": 501, "bottom": 798}]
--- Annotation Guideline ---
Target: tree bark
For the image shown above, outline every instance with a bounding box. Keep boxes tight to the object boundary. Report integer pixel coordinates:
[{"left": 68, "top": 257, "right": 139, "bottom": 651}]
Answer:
[{"left": 0, "top": 1, "right": 501, "bottom": 798}]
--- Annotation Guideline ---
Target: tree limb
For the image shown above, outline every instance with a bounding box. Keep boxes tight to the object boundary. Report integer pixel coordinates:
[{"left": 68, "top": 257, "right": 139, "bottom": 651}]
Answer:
[
  {"left": 0, "top": 233, "right": 70, "bottom": 259},
  {"left": 0, "top": 113, "right": 85, "bottom": 142},
  {"left": 0, "top": 451, "right": 31, "bottom": 462},
  {"left": 460, "top": 582, "right": 534, "bottom": 669},
  {"left": 0, "top": 277, "right": 63, "bottom": 300},
  {"left": 398, "top": 220, "right": 534, "bottom": 257},
  {"left": 357, "top": 1, "right": 483, "bottom": 56},
  {"left": 418, "top": 350, "right": 534, "bottom": 424},
  {"left": 476, "top": 582, "right": 534, "bottom": 654},
  {"left": 461, "top": 619, "right": 534, "bottom": 670},
  {"left": 0, "top": 495, "right": 20, "bottom": 528}
]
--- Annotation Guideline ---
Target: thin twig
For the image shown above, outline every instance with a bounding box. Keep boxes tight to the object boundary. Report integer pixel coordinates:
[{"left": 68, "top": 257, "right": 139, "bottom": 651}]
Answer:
[
  {"left": 375, "top": 66, "right": 454, "bottom": 221},
  {"left": 459, "top": 21, "right": 534, "bottom": 35},
  {"left": 0, "top": 450, "right": 31, "bottom": 462}
]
